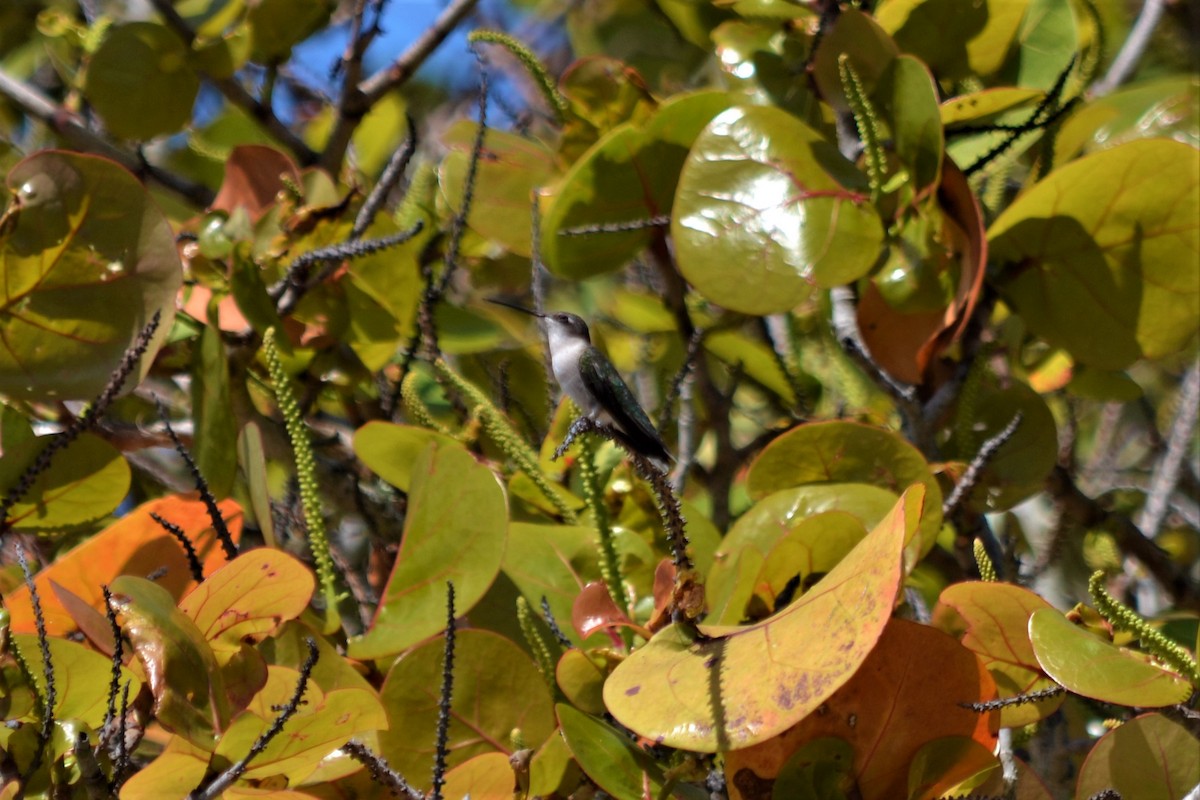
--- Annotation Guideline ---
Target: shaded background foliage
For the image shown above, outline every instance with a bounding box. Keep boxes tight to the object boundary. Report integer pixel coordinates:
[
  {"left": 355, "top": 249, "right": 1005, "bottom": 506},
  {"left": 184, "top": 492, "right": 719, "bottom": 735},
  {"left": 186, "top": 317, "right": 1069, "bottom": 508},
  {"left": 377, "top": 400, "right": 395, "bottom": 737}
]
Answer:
[{"left": 0, "top": 0, "right": 1197, "bottom": 798}]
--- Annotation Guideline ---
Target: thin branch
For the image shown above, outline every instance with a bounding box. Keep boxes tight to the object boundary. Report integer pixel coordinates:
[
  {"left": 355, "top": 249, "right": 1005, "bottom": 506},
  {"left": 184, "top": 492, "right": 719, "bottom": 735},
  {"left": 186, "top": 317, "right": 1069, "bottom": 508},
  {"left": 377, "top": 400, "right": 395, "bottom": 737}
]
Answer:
[
  {"left": 960, "top": 685, "right": 1065, "bottom": 712},
  {"left": 146, "top": 0, "right": 318, "bottom": 165},
  {"left": 560, "top": 215, "right": 672, "bottom": 236},
  {"left": 943, "top": 413, "right": 1024, "bottom": 518},
  {"left": 1092, "top": 0, "right": 1166, "bottom": 96},
  {"left": 101, "top": 586, "right": 124, "bottom": 737},
  {"left": 1138, "top": 361, "right": 1200, "bottom": 537},
  {"left": 16, "top": 545, "right": 55, "bottom": 795},
  {"left": 155, "top": 395, "right": 238, "bottom": 560},
  {"left": 351, "top": 114, "right": 418, "bottom": 240},
  {"left": 540, "top": 597, "right": 573, "bottom": 649},
  {"left": 431, "top": 582, "right": 457, "bottom": 800},
  {"left": 0, "top": 69, "right": 214, "bottom": 206},
  {"left": 343, "top": 740, "right": 424, "bottom": 799},
  {"left": 187, "top": 638, "right": 320, "bottom": 800},
  {"left": 111, "top": 681, "right": 132, "bottom": 789}
]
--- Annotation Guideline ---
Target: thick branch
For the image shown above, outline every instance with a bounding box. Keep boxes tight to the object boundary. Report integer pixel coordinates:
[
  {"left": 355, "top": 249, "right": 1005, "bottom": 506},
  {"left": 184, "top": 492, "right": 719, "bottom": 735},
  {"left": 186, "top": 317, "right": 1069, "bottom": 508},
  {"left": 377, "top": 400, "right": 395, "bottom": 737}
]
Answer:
[
  {"left": 0, "top": 67, "right": 214, "bottom": 207},
  {"left": 1092, "top": 0, "right": 1166, "bottom": 97},
  {"left": 358, "top": 0, "right": 481, "bottom": 107}
]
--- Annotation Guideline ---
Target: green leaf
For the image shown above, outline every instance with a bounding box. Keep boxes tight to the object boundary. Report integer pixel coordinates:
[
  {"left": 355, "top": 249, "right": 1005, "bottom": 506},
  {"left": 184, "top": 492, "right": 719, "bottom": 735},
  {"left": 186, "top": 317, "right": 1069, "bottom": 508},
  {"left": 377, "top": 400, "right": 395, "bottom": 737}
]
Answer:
[
  {"left": 565, "top": 0, "right": 708, "bottom": 91},
  {"left": 1074, "top": 713, "right": 1200, "bottom": 800},
  {"left": 1, "top": 432, "right": 130, "bottom": 530},
  {"left": 1055, "top": 77, "right": 1199, "bottom": 163},
  {"left": 877, "top": 0, "right": 1031, "bottom": 81},
  {"left": 111, "top": 575, "right": 232, "bottom": 747},
  {"left": 1008, "top": 0, "right": 1080, "bottom": 90},
  {"left": 875, "top": 55, "right": 944, "bottom": 195},
  {"left": 349, "top": 442, "right": 508, "bottom": 659},
  {"left": 352, "top": 422, "right": 460, "bottom": 494},
  {"left": 1029, "top": 608, "right": 1193, "bottom": 707},
  {"left": 246, "top": 0, "right": 333, "bottom": 61},
  {"left": 940, "top": 87, "right": 1043, "bottom": 127},
  {"left": 378, "top": 630, "right": 556, "bottom": 785},
  {"left": 990, "top": 139, "right": 1200, "bottom": 368},
  {"left": 191, "top": 323, "right": 237, "bottom": 499},
  {"left": 603, "top": 486, "right": 922, "bottom": 751},
  {"left": 672, "top": 105, "right": 884, "bottom": 315},
  {"left": 9, "top": 634, "right": 141, "bottom": 727},
  {"left": 542, "top": 91, "right": 735, "bottom": 279},
  {"left": 557, "top": 704, "right": 706, "bottom": 800},
  {"left": 83, "top": 22, "right": 200, "bottom": 139},
  {"left": 0, "top": 152, "right": 180, "bottom": 400},
  {"left": 503, "top": 522, "right": 603, "bottom": 647},
  {"left": 440, "top": 122, "right": 558, "bottom": 257}
]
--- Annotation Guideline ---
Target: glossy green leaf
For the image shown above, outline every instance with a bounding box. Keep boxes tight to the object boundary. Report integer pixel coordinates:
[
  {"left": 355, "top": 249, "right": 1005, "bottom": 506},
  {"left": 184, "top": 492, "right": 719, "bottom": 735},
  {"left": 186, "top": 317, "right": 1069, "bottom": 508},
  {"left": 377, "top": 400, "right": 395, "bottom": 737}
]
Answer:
[
  {"left": 747, "top": 420, "right": 942, "bottom": 549},
  {"left": 9, "top": 634, "right": 141, "bottom": 727},
  {"left": 875, "top": 55, "right": 943, "bottom": 195},
  {"left": 1055, "top": 77, "right": 1199, "bottom": 162},
  {"left": 213, "top": 667, "right": 387, "bottom": 783},
  {"left": 352, "top": 422, "right": 461, "bottom": 493},
  {"left": 672, "top": 105, "right": 884, "bottom": 315},
  {"left": 543, "top": 91, "right": 735, "bottom": 279},
  {"left": 111, "top": 575, "right": 231, "bottom": 746},
  {"left": 440, "top": 122, "right": 557, "bottom": 257},
  {"left": 1010, "top": 0, "right": 1080, "bottom": 90},
  {"left": 556, "top": 648, "right": 606, "bottom": 714},
  {"left": 565, "top": 0, "right": 707, "bottom": 91},
  {"left": 83, "top": 22, "right": 199, "bottom": 139},
  {"left": 246, "top": 0, "right": 333, "bottom": 61},
  {"left": 503, "top": 522, "right": 602, "bottom": 647},
  {"left": 557, "top": 704, "right": 706, "bottom": 800},
  {"left": 350, "top": 442, "right": 507, "bottom": 660},
  {"left": 378, "top": 630, "right": 555, "bottom": 784},
  {"left": 1074, "top": 713, "right": 1200, "bottom": 800},
  {"left": 604, "top": 486, "right": 922, "bottom": 751},
  {"left": 1029, "top": 608, "right": 1193, "bottom": 707},
  {"left": 940, "top": 88, "right": 1043, "bottom": 126},
  {"left": 0, "top": 152, "right": 180, "bottom": 400},
  {"left": 178, "top": 549, "right": 314, "bottom": 656},
  {"left": 990, "top": 139, "right": 1200, "bottom": 369},
  {"left": 0, "top": 432, "right": 129, "bottom": 530},
  {"left": 753, "top": 512, "right": 868, "bottom": 613}
]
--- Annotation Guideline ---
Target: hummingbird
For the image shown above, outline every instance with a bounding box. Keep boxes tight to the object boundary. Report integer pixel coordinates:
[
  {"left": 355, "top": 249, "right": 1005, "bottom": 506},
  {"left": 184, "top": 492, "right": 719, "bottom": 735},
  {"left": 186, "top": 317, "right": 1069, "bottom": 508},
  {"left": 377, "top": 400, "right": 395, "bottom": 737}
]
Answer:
[{"left": 489, "top": 299, "right": 671, "bottom": 463}]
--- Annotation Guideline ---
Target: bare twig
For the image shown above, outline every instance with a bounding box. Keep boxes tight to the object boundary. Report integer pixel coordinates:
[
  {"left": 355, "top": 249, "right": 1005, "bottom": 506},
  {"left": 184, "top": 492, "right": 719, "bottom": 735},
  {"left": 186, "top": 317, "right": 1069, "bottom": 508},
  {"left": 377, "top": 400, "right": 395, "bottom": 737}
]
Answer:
[
  {"left": 344, "top": 740, "right": 424, "bottom": 799},
  {"left": 149, "top": 512, "right": 206, "bottom": 582},
  {"left": 187, "top": 638, "right": 320, "bottom": 800},
  {"left": 431, "top": 582, "right": 457, "bottom": 800},
  {"left": 0, "top": 69, "right": 214, "bottom": 206},
  {"left": 146, "top": 0, "right": 318, "bottom": 165},
  {"left": 1092, "top": 0, "right": 1166, "bottom": 96},
  {"left": 540, "top": 597, "right": 573, "bottom": 649},
  {"left": 1138, "top": 361, "right": 1200, "bottom": 537},
  {"left": 560, "top": 215, "right": 672, "bottom": 236},
  {"left": 351, "top": 114, "right": 418, "bottom": 240},
  {"left": 16, "top": 545, "right": 56, "bottom": 797}
]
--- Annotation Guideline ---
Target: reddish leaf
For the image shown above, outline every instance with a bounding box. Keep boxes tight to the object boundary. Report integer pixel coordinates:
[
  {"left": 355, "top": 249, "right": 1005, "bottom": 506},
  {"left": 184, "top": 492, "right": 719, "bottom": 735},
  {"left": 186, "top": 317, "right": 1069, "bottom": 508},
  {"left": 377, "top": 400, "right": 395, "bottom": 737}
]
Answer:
[
  {"left": 210, "top": 145, "right": 301, "bottom": 222},
  {"left": 572, "top": 580, "right": 646, "bottom": 642}
]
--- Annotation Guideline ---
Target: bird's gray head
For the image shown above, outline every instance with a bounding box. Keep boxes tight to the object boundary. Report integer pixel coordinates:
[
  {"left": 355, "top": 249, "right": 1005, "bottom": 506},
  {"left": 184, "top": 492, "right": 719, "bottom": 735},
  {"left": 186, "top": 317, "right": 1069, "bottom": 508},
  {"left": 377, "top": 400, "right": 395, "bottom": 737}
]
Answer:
[{"left": 542, "top": 311, "right": 591, "bottom": 343}]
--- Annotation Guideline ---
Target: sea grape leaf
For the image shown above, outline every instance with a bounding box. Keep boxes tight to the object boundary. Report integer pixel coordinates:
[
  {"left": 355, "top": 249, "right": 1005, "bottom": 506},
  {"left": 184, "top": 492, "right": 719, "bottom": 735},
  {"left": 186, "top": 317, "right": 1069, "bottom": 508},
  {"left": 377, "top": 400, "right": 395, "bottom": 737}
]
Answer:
[
  {"left": 876, "top": 0, "right": 1031, "bottom": 80},
  {"left": 557, "top": 649, "right": 607, "bottom": 715},
  {"left": 116, "top": 748, "right": 208, "bottom": 799},
  {"left": 1029, "top": 608, "right": 1193, "bottom": 707},
  {"left": 604, "top": 486, "right": 923, "bottom": 752},
  {"left": 349, "top": 442, "right": 507, "bottom": 659},
  {"left": 245, "top": 0, "right": 332, "bottom": 61},
  {"left": 178, "top": 549, "right": 314, "bottom": 656},
  {"left": 110, "top": 575, "right": 232, "bottom": 746},
  {"left": 672, "top": 105, "right": 884, "bottom": 315},
  {"left": 83, "top": 22, "right": 199, "bottom": 139},
  {"left": 378, "top": 630, "right": 555, "bottom": 785},
  {"left": 0, "top": 431, "right": 129, "bottom": 530},
  {"left": 502, "top": 522, "right": 603, "bottom": 647},
  {"left": 4, "top": 496, "right": 242, "bottom": 638},
  {"left": 0, "top": 151, "right": 180, "bottom": 400},
  {"left": 1055, "top": 76, "right": 1199, "bottom": 163},
  {"left": 1074, "top": 713, "right": 1200, "bottom": 800},
  {"left": 940, "top": 87, "right": 1043, "bottom": 127},
  {"left": 352, "top": 422, "right": 459, "bottom": 493},
  {"left": 441, "top": 753, "right": 517, "bottom": 799},
  {"left": 875, "top": 55, "right": 944, "bottom": 196},
  {"left": 191, "top": 322, "right": 237, "bottom": 499},
  {"left": 724, "top": 619, "right": 998, "bottom": 800},
  {"left": 211, "top": 145, "right": 302, "bottom": 223},
  {"left": 8, "top": 634, "right": 142, "bottom": 727},
  {"left": 990, "top": 139, "right": 1200, "bottom": 369}
]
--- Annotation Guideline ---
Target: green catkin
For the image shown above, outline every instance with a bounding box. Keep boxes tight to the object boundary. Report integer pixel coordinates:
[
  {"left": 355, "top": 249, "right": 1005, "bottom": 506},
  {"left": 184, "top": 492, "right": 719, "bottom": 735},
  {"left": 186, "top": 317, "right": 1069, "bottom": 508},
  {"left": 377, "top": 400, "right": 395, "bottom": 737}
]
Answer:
[
  {"left": 467, "top": 30, "right": 569, "bottom": 122},
  {"left": 577, "top": 433, "right": 628, "bottom": 617},
  {"left": 263, "top": 329, "right": 341, "bottom": 616},
  {"left": 432, "top": 359, "right": 578, "bottom": 523},
  {"left": 516, "top": 596, "right": 559, "bottom": 694},
  {"left": 393, "top": 162, "right": 437, "bottom": 230},
  {"left": 1088, "top": 571, "right": 1200, "bottom": 685},
  {"left": 973, "top": 538, "right": 997, "bottom": 582},
  {"left": 400, "top": 371, "right": 452, "bottom": 436},
  {"left": 838, "top": 54, "right": 886, "bottom": 203}
]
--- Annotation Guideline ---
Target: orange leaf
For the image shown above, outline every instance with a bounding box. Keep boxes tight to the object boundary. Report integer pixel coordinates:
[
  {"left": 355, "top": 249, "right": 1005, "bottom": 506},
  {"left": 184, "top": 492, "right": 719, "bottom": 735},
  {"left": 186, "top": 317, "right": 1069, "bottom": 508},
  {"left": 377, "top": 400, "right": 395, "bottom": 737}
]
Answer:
[
  {"left": 210, "top": 145, "right": 301, "bottom": 222},
  {"left": 6, "top": 495, "right": 242, "bottom": 638},
  {"left": 725, "top": 618, "right": 998, "bottom": 800},
  {"left": 572, "top": 581, "right": 646, "bottom": 642}
]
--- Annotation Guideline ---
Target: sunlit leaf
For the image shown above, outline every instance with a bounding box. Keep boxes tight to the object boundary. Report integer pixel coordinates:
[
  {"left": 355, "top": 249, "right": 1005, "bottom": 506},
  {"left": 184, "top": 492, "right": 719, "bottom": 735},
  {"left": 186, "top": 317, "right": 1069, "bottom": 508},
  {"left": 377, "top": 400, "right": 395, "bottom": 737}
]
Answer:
[
  {"left": 0, "top": 152, "right": 180, "bottom": 400},
  {"left": 604, "top": 486, "right": 923, "bottom": 751},
  {"left": 877, "top": 0, "right": 1031, "bottom": 80},
  {"left": 1029, "top": 608, "right": 1193, "bottom": 707},
  {"left": 351, "top": 422, "right": 459, "bottom": 494},
  {"left": 8, "top": 634, "right": 141, "bottom": 727},
  {"left": 442, "top": 752, "right": 516, "bottom": 798},
  {"left": 349, "top": 442, "right": 507, "bottom": 660},
  {"left": 1074, "top": 713, "right": 1200, "bottom": 800},
  {"left": 672, "top": 105, "right": 883, "bottom": 315},
  {"left": 0, "top": 432, "right": 129, "bottom": 530}
]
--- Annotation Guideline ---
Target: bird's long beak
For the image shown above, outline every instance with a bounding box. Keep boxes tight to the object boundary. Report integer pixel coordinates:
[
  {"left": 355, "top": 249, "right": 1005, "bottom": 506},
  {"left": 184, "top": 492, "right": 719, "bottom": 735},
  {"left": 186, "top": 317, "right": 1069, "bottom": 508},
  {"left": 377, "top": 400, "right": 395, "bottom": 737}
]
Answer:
[{"left": 487, "top": 297, "right": 545, "bottom": 318}]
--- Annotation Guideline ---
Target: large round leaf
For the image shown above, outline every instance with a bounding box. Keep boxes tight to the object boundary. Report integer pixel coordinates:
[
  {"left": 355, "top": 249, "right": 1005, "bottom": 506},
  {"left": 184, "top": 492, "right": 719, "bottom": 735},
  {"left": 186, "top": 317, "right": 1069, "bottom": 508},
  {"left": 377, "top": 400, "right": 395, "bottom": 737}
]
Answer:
[
  {"left": 0, "top": 431, "right": 129, "bottom": 530},
  {"left": 378, "top": 630, "right": 555, "bottom": 786},
  {"left": 1075, "top": 713, "right": 1200, "bottom": 800},
  {"left": 349, "top": 442, "right": 508, "bottom": 660},
  {"left": 83, "top": 22, "right": 199, "bottom": 139},
  {"left": 603, "top": 486, "right": 923, "bottom": 752},
  {"left": 990, "top": 139, "right": 1200, "bottom": 369},
  {"left": 672, "top": 105, "right": 884, "bottom": 315},
  {"left": 0, "top": 152, "right": 180, "bottom": 400}
]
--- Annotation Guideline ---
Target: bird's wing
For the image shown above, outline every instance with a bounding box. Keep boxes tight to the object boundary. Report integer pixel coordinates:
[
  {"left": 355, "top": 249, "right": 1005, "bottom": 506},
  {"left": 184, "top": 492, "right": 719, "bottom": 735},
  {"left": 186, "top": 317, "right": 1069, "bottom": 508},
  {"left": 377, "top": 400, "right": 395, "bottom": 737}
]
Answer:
[{"left": 579, "top": 347, "right": 669, "bottom": 460}]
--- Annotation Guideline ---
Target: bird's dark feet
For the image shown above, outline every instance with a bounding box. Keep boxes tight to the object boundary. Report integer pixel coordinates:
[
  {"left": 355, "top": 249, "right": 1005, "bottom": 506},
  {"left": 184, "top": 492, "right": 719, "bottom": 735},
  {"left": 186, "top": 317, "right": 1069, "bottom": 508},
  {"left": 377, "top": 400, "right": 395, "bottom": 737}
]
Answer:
[{"left": 553, "top": 416, "right": 599, "bottom": 461}]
